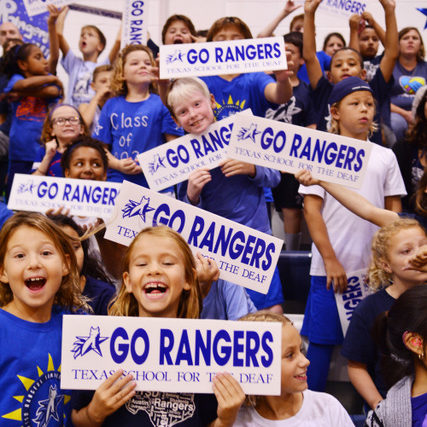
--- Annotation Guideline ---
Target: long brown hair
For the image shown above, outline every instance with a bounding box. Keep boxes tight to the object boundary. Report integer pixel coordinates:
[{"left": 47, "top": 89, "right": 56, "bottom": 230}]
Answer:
[
  {"left": 0, "top": 212, "right": 88, "bottom": 312},
  {"left": 109, "top": 226, "right": 201, "bottom": 318}
]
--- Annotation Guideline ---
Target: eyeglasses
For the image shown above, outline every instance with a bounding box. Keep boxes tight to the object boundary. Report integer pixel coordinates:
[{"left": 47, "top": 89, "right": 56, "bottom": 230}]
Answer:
[{"left": 52, "top": 116, "right": 80, "bottom": 126}]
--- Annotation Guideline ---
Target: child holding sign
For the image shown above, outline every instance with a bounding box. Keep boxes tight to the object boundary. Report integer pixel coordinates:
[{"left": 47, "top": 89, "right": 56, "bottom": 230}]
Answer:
[
  {"left": 168, "top": 77, "right": 284, "bottom": 312},
  {"left": 234, "top": 311, "right": 354, "bottom": 426},
  {"left": 366, "top": 285, "right": 427, "bottom": 426},
  {"left": 0, "top": 212, "right": 87, "bottom": 425},
  {"left": 94, "top": 45, "right": 183, "bottom": 189},
  {"left": 71, "top": 226, "right": 245, "bottom": 426},
  {"left": 299, "top": 77, "right": 405, "bottom": 392}
]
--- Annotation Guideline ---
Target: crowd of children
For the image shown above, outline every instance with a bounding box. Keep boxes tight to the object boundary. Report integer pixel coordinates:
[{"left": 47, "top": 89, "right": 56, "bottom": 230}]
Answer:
[{"left": 0, "top": 0, "right": 426, "bottom": 425}]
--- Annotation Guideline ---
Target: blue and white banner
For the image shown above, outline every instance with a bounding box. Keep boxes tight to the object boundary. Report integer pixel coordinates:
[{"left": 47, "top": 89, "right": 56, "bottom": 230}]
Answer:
[
  {"left": 121, "top": 0, "right": 147, "bottom": 48},
  {"left": 228, "top": 114, "right": 373, "bottom": 189},
  {"left": 335, "top": 270, "right": 372, "bottom": 336},
  {"left": 318, "top": 0, "right": 367, "bottom": 17},
  {"left": 8, "top": 174, "right": 121, "bottom": 219},
  {"left": 61, "top": 315, "right": 282, "bottom": 394},
  {"left": 22, "top": 0, "right": 73, "bottom": 17},
  {"left": 1, "top": 1, "right": 49, "bottom": 57},
  {"left": 105, "top": 181, "right": 283, "bottom": 293},
  {"left": 159, "top": 36, "right": 287, "bottom": 79},
  {"left": 138, "top": 111, "right": 251, "bottom": 192}
]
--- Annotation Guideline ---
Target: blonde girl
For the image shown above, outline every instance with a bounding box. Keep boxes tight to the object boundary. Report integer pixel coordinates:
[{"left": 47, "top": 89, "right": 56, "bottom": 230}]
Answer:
[
  {"left": 93, "top": 45, "right": 182, "bottom": 189},
  {"left": 71, "top": 226, "right": 244, "bottom": 426},
  {"left": 234, "top": 311, "right": 353, "bottom": 426},
  {"left": 0, "top": 212, "right": 87, "bottom": 425}
]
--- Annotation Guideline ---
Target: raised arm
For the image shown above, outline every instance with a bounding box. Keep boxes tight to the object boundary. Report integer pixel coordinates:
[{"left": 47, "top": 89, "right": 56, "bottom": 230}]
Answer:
[
  {"left": 296, "top": 170, "right": 399, "bottom": 227},
  {"left": 303, "top": 0, "right": 323, "bottom": 89},
  {"left": 378, "top": 0, "right": 398, "bottom": 82},
  {"left": 108, "top": 24, "right": 122, "bottom": 64},
  {"left": 47, "top": 5, "right": 61, "bottom": 73},
  {"left": 348, "top": 14, "right": 361, "bottom": 51},
  {"left": 257, "top": 1, "right": 301, "bottom": 37},
  {"left": 362, "top": 11, "right": 386, "bottom": 46},
  {"left": 56, "top": 6, "right": 70, "bottom": 57}
]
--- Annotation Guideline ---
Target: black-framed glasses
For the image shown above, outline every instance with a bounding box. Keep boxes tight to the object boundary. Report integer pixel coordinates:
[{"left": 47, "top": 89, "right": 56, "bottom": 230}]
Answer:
[{"left": 52, "top": 116, "right": 80, "bottom": 126}]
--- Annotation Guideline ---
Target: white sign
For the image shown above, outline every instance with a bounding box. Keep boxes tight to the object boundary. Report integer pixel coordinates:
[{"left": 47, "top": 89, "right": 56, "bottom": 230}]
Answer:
[
  {"left": 335, "top": 270, "right": 373, "bottom": 336},
  {"left": 138, "top": 111, "right": 250, "bottom": 192},
  {"left": 159, "top": 37, "right": 287, "bottom": 79},
  {"left": 121, "top": 0, "right": 147, "bottom": 48},
  {"left": 22, "top": 0, "right": 73, "bottom": 17},
  {"left": 61, "top": 315, "right": 282, "bottom": 394},
  {"left": 105, "top": 181, "right": 283, "bottom": 294},
  {"left": 8, "top": 174, "right": 121, "bottom": 219},
  {"left": 319, "top": 0, "right": 368, "bottom": 17},
  {"left": 228, "top": 114, "right": 373, "bottom": 189}
]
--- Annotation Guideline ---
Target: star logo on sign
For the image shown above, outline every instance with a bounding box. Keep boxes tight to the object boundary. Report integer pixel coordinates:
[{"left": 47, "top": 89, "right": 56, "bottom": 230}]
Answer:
[
  {"left": 122, "top": 195, "right": 155, "bottom": 222},
  {"left": 237, "top": 123, "right": 261, "bottom": 143},
  {"left": 417, "top": 8, "right": 427, "bottom": 29},
  {"left": 71, "top": 326, "right": 108, "bottom": 359}
]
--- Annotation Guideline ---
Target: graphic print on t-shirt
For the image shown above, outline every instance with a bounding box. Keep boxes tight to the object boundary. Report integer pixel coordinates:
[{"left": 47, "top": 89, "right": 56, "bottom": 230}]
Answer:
[{"left": 125, "top": 391, "right": 196, "bottom": 426}]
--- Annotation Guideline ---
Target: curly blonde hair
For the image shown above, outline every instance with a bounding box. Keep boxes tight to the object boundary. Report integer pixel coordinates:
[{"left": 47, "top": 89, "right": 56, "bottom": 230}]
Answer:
[
  {"left": 0, "top": 212, "right": 88, "bottom": 312},
  {"left": 108, "top": 226, "right": 201, "bottom": 318},
  {"left": 368, "top": 218, "right": 424, "bottom": 289},
  {"left": 111, "top": 44, "right": 157, "bottom": 96}
]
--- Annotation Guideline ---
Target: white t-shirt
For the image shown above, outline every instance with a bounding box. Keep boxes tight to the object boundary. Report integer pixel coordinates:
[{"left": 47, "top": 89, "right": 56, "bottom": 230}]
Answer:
[
  {"left": 234, "top": 390, "right": 354, "bottom": 426},
  {"left": 299, "top": 142, "right": 406, "bottom": 276}
]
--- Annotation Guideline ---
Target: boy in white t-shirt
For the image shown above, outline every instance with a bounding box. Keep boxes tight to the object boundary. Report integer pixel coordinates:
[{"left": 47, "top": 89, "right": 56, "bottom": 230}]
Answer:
[{"left": 50, "top": 6, "right": 120, "bottom": 107}]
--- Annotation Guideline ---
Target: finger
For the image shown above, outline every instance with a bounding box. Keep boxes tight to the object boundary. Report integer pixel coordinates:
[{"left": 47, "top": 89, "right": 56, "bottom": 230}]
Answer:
[
  {"left": 99, "top": 369, "right": 125, "bottom": 391},
  {"left": 326, "top": 276, "right": 332, "bottom": 291}
]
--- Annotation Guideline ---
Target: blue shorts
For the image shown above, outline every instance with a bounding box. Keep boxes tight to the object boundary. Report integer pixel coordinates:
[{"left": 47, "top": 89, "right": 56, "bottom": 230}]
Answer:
[
  {"left": 246, "top": 267, "right": 284, "bottom": 310},
  {"left": 300, "top": 276, "right": 344, "bottom": 345}
]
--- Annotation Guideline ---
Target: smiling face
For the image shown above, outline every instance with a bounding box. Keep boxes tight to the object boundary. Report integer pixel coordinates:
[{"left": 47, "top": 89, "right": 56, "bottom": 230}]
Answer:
[
  {"left": 64, "top": 146, "right": 107, "bottom": 181},
  {"left": 173, "top": 89, "right": 216, "bottom": 135},
  {"left": 331, "top": 90, "right": 375, "bottom": 140},
  {"left": 0, "top": 226, "right": 69, "bottom": 322},
  {"left": 123, "top": 50, "right": 154, "bottom": 88},
  {"left": 329, "top": 49, "right": 364, "bottom": 84},
  {"left": 281, "top": 324, "right": 310, "bottom": 397},
  {"left": 383, "top": 226, "right": 427, "bottom": 288},
  {"left": 164, "top": 20, "right": 193, "bottom": 45},
  {"left": 51, "top": 106, "right": 84, "bottom": 146},
  {"left": 123, "top": 234, "right": 191, "bottom": 318}
]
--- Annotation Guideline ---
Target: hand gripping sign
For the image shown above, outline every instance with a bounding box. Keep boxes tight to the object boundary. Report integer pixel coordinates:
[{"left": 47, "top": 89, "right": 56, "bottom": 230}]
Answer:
[
  {"left": 8, "top": 174, "right": 121, "bottom": 219},
  {"left": 105, "top": 181, "right": 283, "bottom": 294},
  {"left": 228, "top": 114, "right": 373, "bottom": 189},
  {"left": 22, "top": 0, "right": 73, "bottom": 16},
  {"left": 138, "top": 110, "right": 251, "bottom": 192},
  {"left": 159, "top": 36, "right": 287, "bottom": 79},
  {"left": 61, "top": 315, "right": 282, "bottom": 395}
]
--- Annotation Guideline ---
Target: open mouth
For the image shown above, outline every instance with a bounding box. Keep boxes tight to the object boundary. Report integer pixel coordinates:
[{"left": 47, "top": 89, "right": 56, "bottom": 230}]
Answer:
[
  {"left": 144, "top": 283, "right": 167, "bottom": 295},
  {"left": 25, "top": 277, "right": 46, "bottom": 291},
  {"left": 294, "top": 373, "right": 307, "bottom": 381},
  {"left": 173, "top": 40, "right": 183, "bottom": 44}
]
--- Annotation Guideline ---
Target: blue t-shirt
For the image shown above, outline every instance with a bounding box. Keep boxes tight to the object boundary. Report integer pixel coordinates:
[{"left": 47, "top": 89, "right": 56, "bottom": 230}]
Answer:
[
  {"left": 0, "top": 307, "right": 72, "bottom": 426},
  {"left": 32, "top": 147, "right": 63, "bottom": 177},
  {"left": 201, "top": 279, "right": 256, "bottom": 320},
  {"left": 311, "top": 70, "right": 392, "bottom": 145},
  {"left": 4, "top": 74, "right": 58, "bottom": 161},
  {"left": 341, "top": 288, "right": 395, "bottom": 398},
  {"left": 201, "top": 72, "right": 277, "bottom": 119},
  {"left": 93, "top": 94, "right": 183, "bottom": 187},
  {"left": 298, "top": 50, "right": 331, "bottom": 85},
  {"left": 390, "top": 61, "right": 427, "bottom": 111},
  {"left": 411, "top": 392, "right": 427, "bottom": 427}
]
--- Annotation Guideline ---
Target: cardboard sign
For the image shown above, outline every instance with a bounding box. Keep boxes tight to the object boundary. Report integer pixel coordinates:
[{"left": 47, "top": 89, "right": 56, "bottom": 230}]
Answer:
[
  {"left": 121, "top": 0, "right": 147, "bottom": 48},
  {"left": 335, "top": 270, "right": 372, "bottom": 336},
  {"left": 159, "top": 37, "right": 287, "bottom": 79},
  {"left": 8, "top": 175, "right": 121, "bottom": 219},
  {"left": 319, "top": 0, "right": 367, "bottom": 17},
  {"left": 228, "top": 114, "right": 373, "bottom": 189},
  {"left": 22, "top": 0, "right": 73, "bottom": 17},
  {"left": 105, "top": 181, "right": 283, "bottom": 294},
  {"left": 138, "top": 111, "right": 251, "bottom": 192},
  {"left": 61, "top": 315, "right": 282, "bottom": 394}
]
